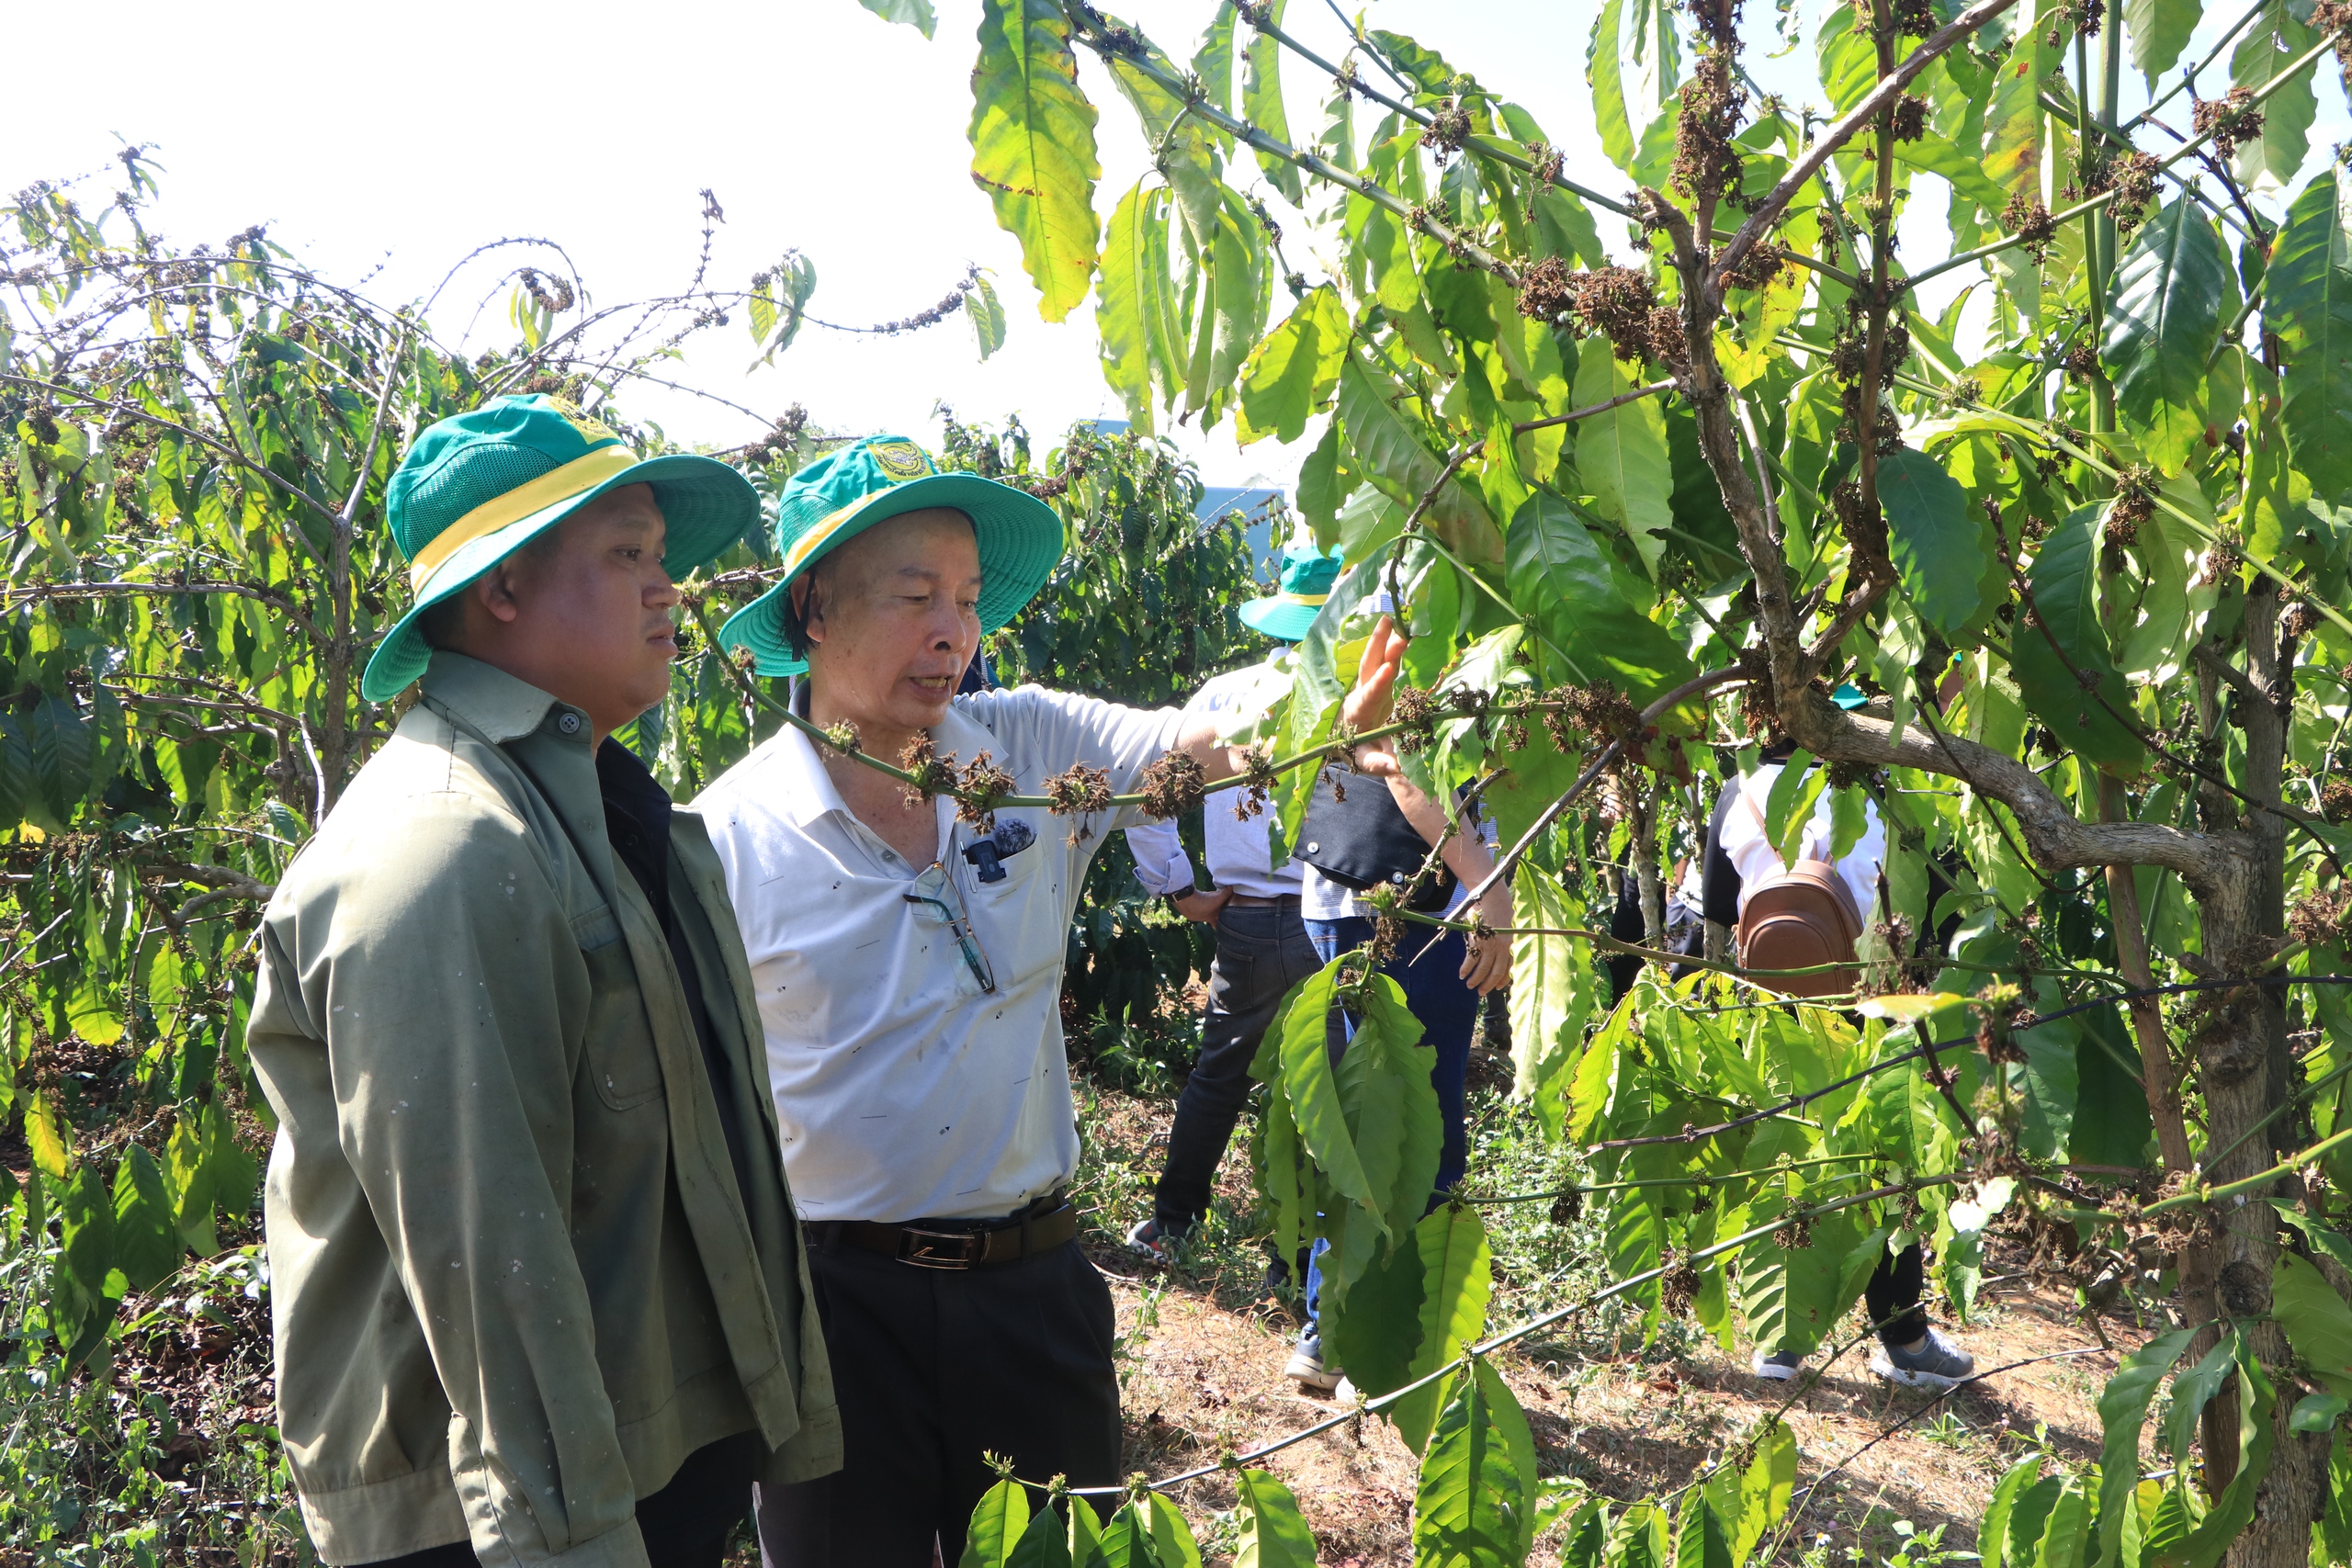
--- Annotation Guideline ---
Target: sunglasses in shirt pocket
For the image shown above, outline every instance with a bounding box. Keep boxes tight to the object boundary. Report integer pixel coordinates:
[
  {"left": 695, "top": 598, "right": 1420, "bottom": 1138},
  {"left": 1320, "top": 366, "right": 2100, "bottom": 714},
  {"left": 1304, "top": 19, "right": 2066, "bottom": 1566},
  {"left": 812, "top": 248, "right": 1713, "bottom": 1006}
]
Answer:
[{"left": 571, "top": 903, "right": 667, "bottom": 1111}]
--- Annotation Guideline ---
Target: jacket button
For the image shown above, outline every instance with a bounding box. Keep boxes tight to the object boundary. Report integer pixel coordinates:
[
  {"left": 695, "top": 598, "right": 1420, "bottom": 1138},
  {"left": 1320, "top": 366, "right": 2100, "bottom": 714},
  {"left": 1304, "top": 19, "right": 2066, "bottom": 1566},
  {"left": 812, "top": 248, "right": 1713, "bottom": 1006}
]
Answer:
[
  {"left": 1306, "top": 841, "right": 1318, "bottom": 853},
  {"left": 558, "top": 713, "right": 582, "bottom": 735}
]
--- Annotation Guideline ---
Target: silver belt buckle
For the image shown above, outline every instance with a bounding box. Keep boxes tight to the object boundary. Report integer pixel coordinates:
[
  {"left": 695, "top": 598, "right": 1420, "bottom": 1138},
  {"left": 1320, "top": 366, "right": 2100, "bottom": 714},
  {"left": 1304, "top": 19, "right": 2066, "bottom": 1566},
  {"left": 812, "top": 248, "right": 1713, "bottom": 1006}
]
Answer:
[{"left": 897, "top": 1226, "right": 979, "bottom": 1269}]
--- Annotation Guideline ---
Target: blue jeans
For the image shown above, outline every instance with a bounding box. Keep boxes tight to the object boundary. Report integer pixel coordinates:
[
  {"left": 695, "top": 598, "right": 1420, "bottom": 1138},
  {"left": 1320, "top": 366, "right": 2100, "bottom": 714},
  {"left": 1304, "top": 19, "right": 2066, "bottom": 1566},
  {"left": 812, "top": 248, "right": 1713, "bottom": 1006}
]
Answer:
[{"left": 1300, "top": 916, "right": 1477, "bottom": 1347}]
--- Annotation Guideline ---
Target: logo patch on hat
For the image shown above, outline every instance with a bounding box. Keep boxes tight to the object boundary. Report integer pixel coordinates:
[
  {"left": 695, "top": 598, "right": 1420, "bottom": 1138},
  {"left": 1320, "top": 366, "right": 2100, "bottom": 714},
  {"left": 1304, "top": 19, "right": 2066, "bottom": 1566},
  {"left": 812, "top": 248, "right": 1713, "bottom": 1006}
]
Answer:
[
  {"left": 868, "top": 440, "right": 930, "bottom": 481},
  {"left": 546, "top": 398, "right": 620, "bottom": 448}
]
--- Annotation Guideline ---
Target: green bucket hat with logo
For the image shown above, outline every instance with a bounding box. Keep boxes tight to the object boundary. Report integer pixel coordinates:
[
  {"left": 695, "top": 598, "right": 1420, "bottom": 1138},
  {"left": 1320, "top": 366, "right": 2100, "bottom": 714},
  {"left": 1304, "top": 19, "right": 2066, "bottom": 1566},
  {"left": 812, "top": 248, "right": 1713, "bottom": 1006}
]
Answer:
[
  {"left": 361, "top": 394, "right": 760, "bottom": 702},
  {"left": 718, "top": 433, "right": 1067, "bottom": 677},
  {"left": 1238, "top": 542, "right": 1344, "bottom": 642}
]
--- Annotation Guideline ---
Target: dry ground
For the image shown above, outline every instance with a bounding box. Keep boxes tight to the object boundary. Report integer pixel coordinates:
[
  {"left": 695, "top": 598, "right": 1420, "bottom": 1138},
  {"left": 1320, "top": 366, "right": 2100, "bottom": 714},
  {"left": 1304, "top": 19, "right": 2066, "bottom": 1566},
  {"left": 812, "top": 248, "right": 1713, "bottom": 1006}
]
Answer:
[{"left": 1073, "top": 1071, "right": 2159, "bottom": 1568}]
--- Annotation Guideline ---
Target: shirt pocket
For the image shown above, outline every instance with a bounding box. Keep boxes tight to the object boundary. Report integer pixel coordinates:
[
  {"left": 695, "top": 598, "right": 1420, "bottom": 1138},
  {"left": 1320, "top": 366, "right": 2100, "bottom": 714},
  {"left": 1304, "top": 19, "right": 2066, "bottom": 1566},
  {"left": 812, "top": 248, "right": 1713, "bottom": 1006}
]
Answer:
[{"left": 573, "top": 904, "right": 666, "bottom": 1112}]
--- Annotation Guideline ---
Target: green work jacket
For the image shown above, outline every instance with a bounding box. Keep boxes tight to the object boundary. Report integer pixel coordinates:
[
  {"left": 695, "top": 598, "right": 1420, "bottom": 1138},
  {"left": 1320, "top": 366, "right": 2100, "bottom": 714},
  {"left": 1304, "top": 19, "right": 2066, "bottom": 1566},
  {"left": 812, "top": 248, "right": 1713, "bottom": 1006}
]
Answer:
[{"left": 249, "top": 652, "right": 839, "bottom": 1567}]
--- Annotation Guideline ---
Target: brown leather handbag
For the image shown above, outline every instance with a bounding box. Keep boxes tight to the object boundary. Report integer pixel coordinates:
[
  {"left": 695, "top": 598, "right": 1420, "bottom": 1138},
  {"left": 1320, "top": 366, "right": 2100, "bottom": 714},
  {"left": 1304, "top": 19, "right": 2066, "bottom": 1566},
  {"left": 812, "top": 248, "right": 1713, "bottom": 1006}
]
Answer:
[{"left": 1736, "top": 794, "right": 1864, "bottom": 997}]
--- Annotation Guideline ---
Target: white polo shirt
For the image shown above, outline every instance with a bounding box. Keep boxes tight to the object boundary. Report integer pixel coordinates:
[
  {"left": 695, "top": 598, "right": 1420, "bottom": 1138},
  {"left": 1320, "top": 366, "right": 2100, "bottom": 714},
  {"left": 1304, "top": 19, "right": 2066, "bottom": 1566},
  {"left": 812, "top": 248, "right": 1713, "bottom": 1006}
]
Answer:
[
  {"left": 692, "top": 685, "right": 1181, "bottom": 1222},
  {"left": 1125, "top": 658, "right": 1302, "bottom": 900}
]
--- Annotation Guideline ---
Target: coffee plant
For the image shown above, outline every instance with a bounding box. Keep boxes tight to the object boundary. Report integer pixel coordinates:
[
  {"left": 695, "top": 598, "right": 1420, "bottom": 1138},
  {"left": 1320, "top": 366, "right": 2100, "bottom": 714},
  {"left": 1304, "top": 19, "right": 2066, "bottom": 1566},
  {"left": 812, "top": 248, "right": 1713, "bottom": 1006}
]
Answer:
[{"left": 847, "top": 0, "right": 2352, "bottom": 1562}]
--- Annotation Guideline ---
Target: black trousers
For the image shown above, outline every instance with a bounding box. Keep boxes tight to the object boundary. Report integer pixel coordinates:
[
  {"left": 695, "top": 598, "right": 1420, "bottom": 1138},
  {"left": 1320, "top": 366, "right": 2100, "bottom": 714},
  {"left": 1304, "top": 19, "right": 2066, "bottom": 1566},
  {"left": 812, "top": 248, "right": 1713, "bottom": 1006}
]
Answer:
[
  {"left": 756, "top": 1235, "right": 1121, "bottom": 1567},
  {"left": 359, "top": 1432, "right": 756, "bottom": 1566},
  {"left": 1152, "top": 901, "right": 1323, "bottom": 1233},
  {"left": 1864, "top": 1242, "right": 1928, "bottom": 1347}
]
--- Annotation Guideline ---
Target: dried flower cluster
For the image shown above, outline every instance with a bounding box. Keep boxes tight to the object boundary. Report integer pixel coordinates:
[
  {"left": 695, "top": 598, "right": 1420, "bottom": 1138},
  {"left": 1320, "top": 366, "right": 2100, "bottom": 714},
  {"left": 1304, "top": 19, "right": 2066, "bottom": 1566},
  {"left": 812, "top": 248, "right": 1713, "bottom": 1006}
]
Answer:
[
  {"left": 955, "top": 751, "right": 1017, "bottom": 830},
  {"left": 2107, "top": 465, "right": 2160, "bottom": 546},
  {"left": 2000, "top": 192, "right": 2059, "bottom": 263},
  {"left": 517, "top": 267, "right": 575, "bottom": 314},
  {"left": 898, "top": 733, "right": 959, "bottom": 807},
  {"left": 2288, "top": 886, "right": 2352, "bottom": 949},
  {"left": 1134, "top": 750, "right": 1207, "bottom": 820},
  {"left": 1042, "top": 762, "right": 1114, "bottom": 818},
  {"left": 2191, "top": 87, "right": 2267, "bottom": 160},
  {"left": 1419, "top": 97, "right": 1474, "bottom": 163},
  {"left": 1671, "top": 50, "right": 1747, "bottom": 209}
]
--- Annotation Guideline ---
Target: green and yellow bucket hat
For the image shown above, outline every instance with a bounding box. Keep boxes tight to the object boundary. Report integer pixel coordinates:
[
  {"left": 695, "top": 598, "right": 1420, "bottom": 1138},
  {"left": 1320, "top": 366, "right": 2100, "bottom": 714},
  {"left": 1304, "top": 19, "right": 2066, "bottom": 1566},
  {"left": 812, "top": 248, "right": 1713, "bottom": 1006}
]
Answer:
[
  {"left": 361, "top": 394, "right": 759, "bottom": 702},
  {"left": 1238, "top": 542, "right": 1344, "bottom": 642},
  {"left": 718, "top": 433, "right": 1067, "bottom": 677}
]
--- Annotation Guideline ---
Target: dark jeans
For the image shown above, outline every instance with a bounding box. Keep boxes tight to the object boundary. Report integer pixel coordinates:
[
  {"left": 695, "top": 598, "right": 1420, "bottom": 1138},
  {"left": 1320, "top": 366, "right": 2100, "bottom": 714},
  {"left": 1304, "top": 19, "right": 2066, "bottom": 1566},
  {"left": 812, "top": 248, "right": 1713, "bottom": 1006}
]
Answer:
[
  {"left": 754, "top": 1235, "right": 1121, "bottom": 1567},
  {"left": 360, "top": 1432, "right": 756, "bottom": 1566},
  {"left": 1152, "top": 901, "right": 1323, "bottom": 1234},
  {"left": 1864, "top": 1240, "right": 1928, "bottom": 1348},
  {"left": 1301, "top": 916, "right": 1479, "bottom": 1337}
]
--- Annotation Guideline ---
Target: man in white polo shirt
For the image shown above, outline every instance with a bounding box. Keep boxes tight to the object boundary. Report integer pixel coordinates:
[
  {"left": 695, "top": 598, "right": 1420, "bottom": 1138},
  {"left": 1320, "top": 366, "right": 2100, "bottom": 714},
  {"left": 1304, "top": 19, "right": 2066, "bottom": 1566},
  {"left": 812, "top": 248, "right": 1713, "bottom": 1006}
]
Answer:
[{"left": 692, "top": 436, "right": 1401, "bottom": 1566}]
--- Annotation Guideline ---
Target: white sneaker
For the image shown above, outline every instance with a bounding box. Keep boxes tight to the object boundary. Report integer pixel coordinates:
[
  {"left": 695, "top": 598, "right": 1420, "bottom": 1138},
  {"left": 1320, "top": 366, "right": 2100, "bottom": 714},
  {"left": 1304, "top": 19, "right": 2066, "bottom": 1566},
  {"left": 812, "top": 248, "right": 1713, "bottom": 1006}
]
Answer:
[
  {"left": 1751, "top": 1349, "right": 1805, "bottom": 1382},
  {"left": 1284, "top": 1345, "right": 1342, "bottom": 1392},
  {"left": 1871, "top": 1328, "right": 1975, "bottom": 1391}
]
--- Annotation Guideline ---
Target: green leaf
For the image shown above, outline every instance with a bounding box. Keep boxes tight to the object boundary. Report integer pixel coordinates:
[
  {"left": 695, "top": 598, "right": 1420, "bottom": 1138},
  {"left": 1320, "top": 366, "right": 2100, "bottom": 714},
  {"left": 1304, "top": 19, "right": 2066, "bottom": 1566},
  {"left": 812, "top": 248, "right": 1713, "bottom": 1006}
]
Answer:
[
  {"left": 1672, "top": 1496, "right": 1733, "bottom": 1568},
  {"left": 856, "top": 0, "right": 935, "bottom": 38},
  {"left": 1322, "top": 976, "right": 1444, "bottom": 1303},
  {"left": 968, "top": 0, "right": 1102, "bottom": 323},
  {"left": 23, "top": 694, "right": 92, "bottom": 828},
  {"left": 1501, "top": 491, "right": 1700, "bottom": 713},
  {"left": 2230, "top": 6, "right": 2317, "bottom": 193},
  {"left": 1983, "top": 1455, "right": 2046, "bottom": 1568},
  {"left": 1329, "top": 1204, "right": 1494, "bottom": 1454},
  {"left": 2157, "top": 1337, "right": 2275, "bottom": 1568},
  {"left": 1508, "top": 865, "right": 1604, "bottom": 1137},
  {"left": 110, "top": 1145, "right": 182, "bottom": 1295},
  {"left": 1234, "top": 1469, "right": 1317, "bottom": 1568},
  {"left": 963, "top": 1478, "right": 1033, "bottom": 1568},
  {"left": 1098, "top": 180, "right": 1171, "bottom": 433},
  {"left": 1608, "top": 1502, "right": 1671, "bottom": 1568},
  {"left": 204, "top": 1102, "right": 259, "bottom": 1227},
  {"left": 1587, "top": 0, "right": 1637, "bottom": 176},
  {"left": 1010, "top": 1497, "right": 1076, "bottom": 1568},
  {"left": 2268, "top": 173, "right": 2352, "bottom": 503},
  {"left": 1242, "top": 1, "right": 1303, "bottom": 205},
  {"left": 2105, "top": 199, "right": 2232, "bottom": 471},
  {"left": 1068, "top": 1496, "right": 1108, "bottom": 1568},
  {"left": 59, "top": 1162, "right": 116, "bottom": 1304},
  {"left": 2293, "top": 1391, "right": 2348, "bottom": 1433},
  {"left": 1413, "top": 1362, "right": 1534, "bottom": 1566},
  {"left": 1145, "top": 1495, "right": 1203, "bottom": 1568},
  {"left": 2126, "top": 0, "right": 2199, "bottom": 86},
  {"left": 2013, "top": 505, "right": 2145, "bottom": 775},
  {"left": 2031, "top": 1478, "right": 2089, "bottom": 1568},
  {"left": 1738, "top": 1205, "right": 1862, "bottom": 1357},
  {"left": 25, "top": 1088, "right": 73, "bottom": 1180},
  {"left": 1569, "top": 340, "right": 1672, "bottom": 580},
  {"left": 165, "top": 1112, "right": 218, "bottom": 1258},
  {"left": 1877, "top": 449, "right": 1989, "bottom": 637},
  {"left": 1271, "top": 962, "right": 1374, "bottom": 1209},
  {"left": 1238, "top": 286, "right": 1348, "bottom": 446},
  {"left": 968, "top": 272, "right": 1008, "bottom": 361},
  {"left": 2274, "top": 1251, "right": 2352, "bottom": 1396},
  {"left": 2092, "top": 1325, "right": 2198, "bottom": 1568},
  {"left": 1336, "top": 353, "right": 1500, "bottom": 565}
]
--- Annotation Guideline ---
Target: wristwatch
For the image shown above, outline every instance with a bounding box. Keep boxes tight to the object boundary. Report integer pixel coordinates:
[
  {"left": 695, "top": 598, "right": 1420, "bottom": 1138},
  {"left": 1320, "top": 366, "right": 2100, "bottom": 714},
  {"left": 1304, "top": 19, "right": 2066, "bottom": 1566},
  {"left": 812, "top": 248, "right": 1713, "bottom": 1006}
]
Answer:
[{"left": 1162, "top": 886, "right": 1199, "bottom": 908}]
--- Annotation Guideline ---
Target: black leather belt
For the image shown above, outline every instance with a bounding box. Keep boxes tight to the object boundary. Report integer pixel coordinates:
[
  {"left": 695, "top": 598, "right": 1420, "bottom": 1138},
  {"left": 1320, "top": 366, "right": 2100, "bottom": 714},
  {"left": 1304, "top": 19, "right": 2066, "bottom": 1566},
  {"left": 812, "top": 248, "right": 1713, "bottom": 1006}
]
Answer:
[
  {"left": 1222, "top": 893, "right": 1300, "bottom": 909},
  {"left": 807, "top": 1201, "right": 1079, "bottom": 1270}
]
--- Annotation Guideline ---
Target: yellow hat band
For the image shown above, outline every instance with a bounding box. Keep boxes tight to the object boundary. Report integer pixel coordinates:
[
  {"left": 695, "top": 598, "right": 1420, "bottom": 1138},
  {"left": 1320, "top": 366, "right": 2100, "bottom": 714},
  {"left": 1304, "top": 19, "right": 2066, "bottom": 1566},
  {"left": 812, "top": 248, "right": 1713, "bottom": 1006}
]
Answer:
[
  {"left": 1274, "top": 591, "right": 1329, "bottom": 606},
  {"left": 783, "top": 496, "right": 875, "bottom": 577},
  {"left": 407, "top": 445, "right": 642, "bottom": 593}
]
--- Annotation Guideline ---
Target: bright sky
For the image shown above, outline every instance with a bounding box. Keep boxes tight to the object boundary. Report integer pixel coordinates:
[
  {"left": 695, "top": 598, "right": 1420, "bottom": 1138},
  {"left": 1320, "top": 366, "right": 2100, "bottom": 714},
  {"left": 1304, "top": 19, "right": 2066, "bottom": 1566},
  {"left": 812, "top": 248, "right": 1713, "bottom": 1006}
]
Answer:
[{"left": 7, "top": 0, "right": 2343, "bottom": 491}]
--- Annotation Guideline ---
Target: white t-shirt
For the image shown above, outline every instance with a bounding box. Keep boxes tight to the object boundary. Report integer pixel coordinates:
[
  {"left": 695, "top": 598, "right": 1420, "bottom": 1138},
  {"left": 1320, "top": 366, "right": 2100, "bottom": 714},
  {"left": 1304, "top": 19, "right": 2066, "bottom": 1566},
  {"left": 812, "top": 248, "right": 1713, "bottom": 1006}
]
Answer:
[
  {"left": 1125, "top": 659, "right": 1303, "bottom": 900},
  {"left": 692, "top": 685, "right": 1182, "bottom": 1222},
  {"left": 1717, "top": 762, "right": 1884, "bottom": 922}
]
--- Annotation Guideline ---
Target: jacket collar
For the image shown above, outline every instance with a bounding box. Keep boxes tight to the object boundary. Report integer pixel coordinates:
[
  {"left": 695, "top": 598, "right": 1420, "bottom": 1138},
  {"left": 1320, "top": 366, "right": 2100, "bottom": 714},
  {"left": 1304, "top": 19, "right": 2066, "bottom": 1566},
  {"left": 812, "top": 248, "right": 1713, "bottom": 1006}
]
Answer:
[{"left": 420, "top": 649, "right": 596, "bottom": 744}]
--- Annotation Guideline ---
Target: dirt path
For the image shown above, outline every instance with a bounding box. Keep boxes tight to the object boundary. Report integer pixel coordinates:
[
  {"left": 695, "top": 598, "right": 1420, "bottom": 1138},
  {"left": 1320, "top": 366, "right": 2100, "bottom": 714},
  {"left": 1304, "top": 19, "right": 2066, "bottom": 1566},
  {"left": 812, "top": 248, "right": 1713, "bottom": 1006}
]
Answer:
[{"left": 1075, "top": 1080, "right": 2154, "bottom": 1567}]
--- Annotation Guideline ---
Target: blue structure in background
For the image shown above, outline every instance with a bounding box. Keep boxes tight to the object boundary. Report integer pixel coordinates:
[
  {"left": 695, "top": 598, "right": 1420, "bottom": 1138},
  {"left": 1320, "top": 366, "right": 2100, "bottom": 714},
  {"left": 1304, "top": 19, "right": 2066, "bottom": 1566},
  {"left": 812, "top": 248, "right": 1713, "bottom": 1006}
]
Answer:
[{"left": 1086, "top": 419, "right": 1288, "bottom": 581}]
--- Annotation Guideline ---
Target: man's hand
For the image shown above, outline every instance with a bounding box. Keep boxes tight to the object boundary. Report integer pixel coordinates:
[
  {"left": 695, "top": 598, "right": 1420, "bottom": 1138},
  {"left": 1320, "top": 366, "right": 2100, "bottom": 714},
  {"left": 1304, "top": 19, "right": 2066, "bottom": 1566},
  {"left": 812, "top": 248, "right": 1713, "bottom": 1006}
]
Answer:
[
  {"left": 1459, "top": 882, "right": 1514, "bottom": 996},
  {"left": 1171, "top": 887, "right": 1231, "bottom": 924},
  {"left": 1342, "top": 615, "right": 1408, "bottom": 781}
]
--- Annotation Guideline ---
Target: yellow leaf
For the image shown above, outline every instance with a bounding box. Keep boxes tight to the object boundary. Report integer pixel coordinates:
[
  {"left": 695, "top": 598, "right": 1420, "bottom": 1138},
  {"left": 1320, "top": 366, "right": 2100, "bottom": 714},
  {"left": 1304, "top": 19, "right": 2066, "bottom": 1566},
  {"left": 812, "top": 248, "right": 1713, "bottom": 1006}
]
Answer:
[{"left": 25, "top": 1089, "right": 73, "bottom": 1180}]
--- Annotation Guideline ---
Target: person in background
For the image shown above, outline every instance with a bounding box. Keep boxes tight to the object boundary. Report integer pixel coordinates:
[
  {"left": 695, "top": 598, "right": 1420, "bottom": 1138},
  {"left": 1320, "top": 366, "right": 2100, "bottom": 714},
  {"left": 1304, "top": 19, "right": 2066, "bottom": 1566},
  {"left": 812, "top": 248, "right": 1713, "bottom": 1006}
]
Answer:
[
  {"left": 249, "top": 396, "right": 838, "bottom": 1568},
  {"left": 1121, "top": 544, "right": 1340, "bottom": 1261},
  {"left": 1704, "top": 740, "right": 1976, "bottom": 1391},
  {"left": 1284, "top": 612, "right": 1513, "bottom": 1392},
  {"left": 692, "top": 439, "right": 1407, "bottom": 1566}
]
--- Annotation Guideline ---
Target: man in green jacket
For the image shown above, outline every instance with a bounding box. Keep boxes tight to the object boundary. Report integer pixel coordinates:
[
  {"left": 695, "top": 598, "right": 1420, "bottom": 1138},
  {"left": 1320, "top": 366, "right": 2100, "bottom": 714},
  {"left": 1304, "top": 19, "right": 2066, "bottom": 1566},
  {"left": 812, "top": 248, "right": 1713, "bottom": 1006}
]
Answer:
[{"left": 248, "top": 395, "right": 838, "bottom": 1568}]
